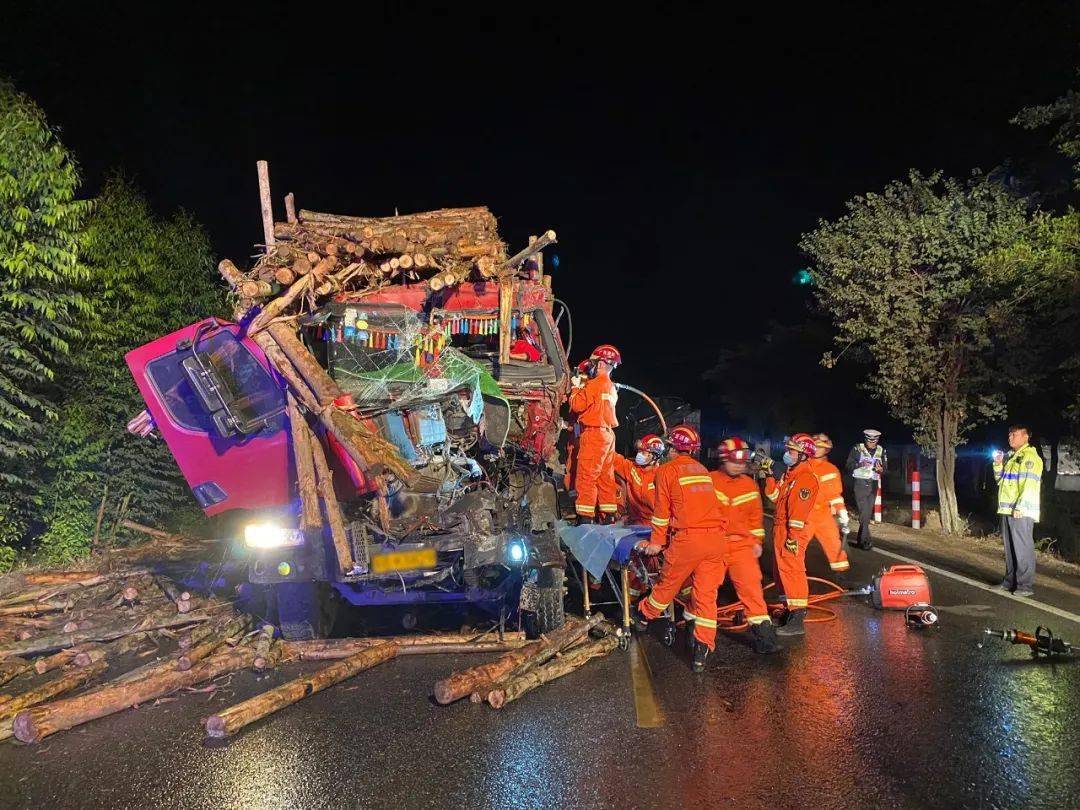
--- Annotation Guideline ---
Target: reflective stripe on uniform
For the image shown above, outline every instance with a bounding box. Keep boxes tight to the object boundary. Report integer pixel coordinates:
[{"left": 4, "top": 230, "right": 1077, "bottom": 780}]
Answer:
[
  {"left": 731, "top": 492, "right": 759, "bottom": 506},
  {"left": 647, "top": 483, "right": 655, "bottom": 490},
  {"left": 715, "top": 490, "right": 731, "bottom": 504},
  {"left": 830, "top": 561, "right": 850, "bottom": 571},
  {"left": 746, "top": 615, "right": 770, "bottom": 625},
  {"left": 829, "top": 497, "right": 845, "bottom": 506},
  {"left": 647, "top": 594, "right": 669, "bottom": 611},
  {"left": 750, "top": 528, "right": 766, "bottom": 538},
  {"left": 678, "top": 586, "right": 693, "bottom": 597},
  {"left": 600, "top": 392, "right": 618, "bottom": 403},
  {"left": 818, "top": 472, "right": 838, "bottom": 482},
  {"left": 576, "top": 504, "right": 596, "bottom": 515},
  {"left": 682, "top": 609, "right": 697, "bottom": 622},
  {"left": 651, "top": 516, "right": 669, "bottom": 526},
  {"left": 599, "top": 504, "right": 618, "bottom": 513},
  {"left": 788, "top": 519, "right": 805, "bottom": 529},
  {"left": 630, "top": 469, "right": 642, "bottom": 485},
  {"left": 679, "top": 475, "right": 712, "bottom": 486},
  {"left": 694, "top": 616, "right": 718, "bottom": 629},
  {"left": 787, "top": 598, "right": 809, "bottom": 608},
  {"left": 999, "top": 472, "right": 1041, "bottom": 482}
]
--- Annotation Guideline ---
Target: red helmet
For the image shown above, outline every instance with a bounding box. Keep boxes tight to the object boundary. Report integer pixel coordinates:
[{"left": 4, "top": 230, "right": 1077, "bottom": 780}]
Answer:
[
  {"left": 589, "top": 344, "right": 622, "bottom": 366},
  {"left": 668, "top": 425, "right": 701, "bottom": 453},
  {"left": 718, "top": 436, "right": 751, "bottom": 462},
  {"left": 637, "top": 434, "right": 666, "bottom": 456},
  {"left": 575, "top": 359, "right": 593, "bottom": 375},
  {"left": 786, "top": 432, "right": 816, "bottom": 458},
  {"left": 812, "top": 433, "right": 833, "bottom": 452}
]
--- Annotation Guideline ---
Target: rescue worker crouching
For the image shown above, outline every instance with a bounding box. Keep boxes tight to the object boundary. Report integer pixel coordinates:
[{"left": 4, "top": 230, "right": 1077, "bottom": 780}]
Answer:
[
  {"left": 709, "top": 437, "right": 782, "bottom": 654},
  {"left": 568, "top": 345, "right": 621, "bottom": 525},
  {"left": 613, "top": 434, "right": 664, "bottom": 525},
  {"left": 771, "top": 433, "right": 820, "bottom": 637},
  {"left": 807, "top": 433, "right": 851, "bottom": 584},
  {"left": 633, "top": 425, "right": 727, "bottom": 672}
]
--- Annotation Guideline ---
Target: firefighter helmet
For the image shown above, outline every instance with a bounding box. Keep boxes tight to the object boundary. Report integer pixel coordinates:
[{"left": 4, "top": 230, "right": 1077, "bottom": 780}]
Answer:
[
  {"left": 812, "top": 433, "right": 833, "bottom": 452},
  {"left": 638, "top": 434, "right": 666, "bottom": 456},
  {"left": 575, "top": 359, "right": 594, "bottom": 375},
  {"left": 668, "top": 425, "right": 701, "bottom": 453},
  {"left": 786, "top": 433, "right": 816, "bottom": 458},
  {"left": 589, "top": 344, "right": 622, "bottom": 366},
  {"left": 718, "top": 436, "right": 752, "bottom": 462}
]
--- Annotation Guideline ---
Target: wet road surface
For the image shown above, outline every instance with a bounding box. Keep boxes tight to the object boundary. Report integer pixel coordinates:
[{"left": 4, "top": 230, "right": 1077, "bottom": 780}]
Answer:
[{"left": 1, "top": 543, "right": 1078, "bottom": 809}]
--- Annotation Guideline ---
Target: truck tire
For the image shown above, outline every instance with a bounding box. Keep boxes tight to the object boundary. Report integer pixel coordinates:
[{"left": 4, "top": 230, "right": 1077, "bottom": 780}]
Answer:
[
  {"left": 275, "top": 582, "right": 337, "bottom": 640},
  {"left": 524, "top": 566, "right": 566, "bottom": 638}
]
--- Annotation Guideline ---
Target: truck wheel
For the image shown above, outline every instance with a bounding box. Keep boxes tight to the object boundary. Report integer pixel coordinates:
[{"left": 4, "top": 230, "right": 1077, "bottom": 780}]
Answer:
[
  {"left": 524, "top": 566, "right": 566, "bottom": 639},
  {"left": 275, "top": 582, "right": 337, "bottom": 640}
]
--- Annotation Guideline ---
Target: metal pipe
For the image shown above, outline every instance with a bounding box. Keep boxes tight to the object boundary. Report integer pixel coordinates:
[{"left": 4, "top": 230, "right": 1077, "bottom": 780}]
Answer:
[{"left": 615, "top": 383, "right": 668, "bottom": 435}]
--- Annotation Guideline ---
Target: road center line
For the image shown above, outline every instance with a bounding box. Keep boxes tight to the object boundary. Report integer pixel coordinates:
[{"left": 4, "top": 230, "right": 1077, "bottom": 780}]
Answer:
[
  {"left": 628, "top": 637, "right": 664, "bottom": 728},
  {"left": 869, "top": 546, "right": 1080, "bottom": 626}
]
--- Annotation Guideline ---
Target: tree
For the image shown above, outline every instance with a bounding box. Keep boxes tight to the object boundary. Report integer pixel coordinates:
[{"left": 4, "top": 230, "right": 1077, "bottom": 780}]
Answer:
[
  {"left": 1013, "top": 82, "right": 1080, "bottom": 190},
  {"left": 800, "top": 170, "right": 1039, "bottom": 535},
  {"left": 37, "top": 175, "right": 224, "bottom": 563},
  {"left": 0, "top": 80, "right": 90, "bottom": 567}
]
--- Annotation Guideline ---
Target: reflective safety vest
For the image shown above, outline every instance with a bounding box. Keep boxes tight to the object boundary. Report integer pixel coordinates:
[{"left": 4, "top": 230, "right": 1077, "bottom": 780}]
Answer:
[
  {"left": 851, "top": 444, "right": 885, "bottom": 482},
  {"left": 994, "top": 444, "right": 1043, "bottom": 522}
]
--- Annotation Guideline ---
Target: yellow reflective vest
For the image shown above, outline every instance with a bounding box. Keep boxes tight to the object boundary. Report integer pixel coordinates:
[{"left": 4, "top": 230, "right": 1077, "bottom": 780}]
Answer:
[{"left": 993, "top": 444, "right": 1043, "bottom": 522}]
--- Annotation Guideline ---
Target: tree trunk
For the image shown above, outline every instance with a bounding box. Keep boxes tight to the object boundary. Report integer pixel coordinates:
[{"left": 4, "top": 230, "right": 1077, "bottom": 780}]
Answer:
[
  {"left": 487, "top": 635, "right": 617, "bottom": 708},
  {"left": 13, "top": 646, "right": 256, "bottom": 743},
  {"left": 934, "top": 406, "right": 963, "bottom": 535},
  {"left": 204, "top": 643, "right": 397, "bottom": 739},
  {"left": 0, "top": 656, "right": 30, "bottom": 687},
  {"left": 288, "top": 395, "right": 323, "bottom": 532},
  {"left": 0, "top": 661, "right": 108, "bottom": 742},
  {"left": 283, "top": 632, "right": 526, "bottom": 660},
  {"left": 0, "top": 609, "right": 210, "bottom": 659},
  {"left": 176, "top": 615, "right": 250, "bottom": 671}
]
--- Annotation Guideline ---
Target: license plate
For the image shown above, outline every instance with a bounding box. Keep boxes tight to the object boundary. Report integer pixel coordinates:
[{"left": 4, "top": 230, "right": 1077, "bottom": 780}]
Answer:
[{"left": 370, "top": 548, "right": 437, "bottom": 575}]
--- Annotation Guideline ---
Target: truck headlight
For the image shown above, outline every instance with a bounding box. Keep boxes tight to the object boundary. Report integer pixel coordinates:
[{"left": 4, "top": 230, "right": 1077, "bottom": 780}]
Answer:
[
  {"left": 508, "top": 540, "right": 527, "bottom": 564},
  {"left": 244, "top": 523, "right": 304, "bottom": 549}
]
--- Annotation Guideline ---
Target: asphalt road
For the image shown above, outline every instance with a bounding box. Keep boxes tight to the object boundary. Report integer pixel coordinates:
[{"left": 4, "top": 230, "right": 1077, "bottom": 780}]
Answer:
[{"left": 1, "top": 543, "right": 1078, "bottom": 809}]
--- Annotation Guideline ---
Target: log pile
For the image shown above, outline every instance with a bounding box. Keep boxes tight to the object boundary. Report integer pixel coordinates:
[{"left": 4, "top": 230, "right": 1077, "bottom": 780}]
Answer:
[
  {"left": 212, "top": 164, "right": 557, "bottom": 576},
  {"left": 432, "top": 613, "right": 619, "bottom": 709}
]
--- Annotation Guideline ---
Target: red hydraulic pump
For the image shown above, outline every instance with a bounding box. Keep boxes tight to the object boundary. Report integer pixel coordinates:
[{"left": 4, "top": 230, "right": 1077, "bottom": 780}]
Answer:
[{"left": 871, "top": 565, "right": 933, "bottom": 610}]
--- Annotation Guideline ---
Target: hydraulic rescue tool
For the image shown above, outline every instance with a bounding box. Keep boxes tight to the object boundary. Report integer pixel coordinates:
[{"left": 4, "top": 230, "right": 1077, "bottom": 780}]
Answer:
[
  {"left": 904, "top": 603, "right": 939, "bottom": 628},
  {"left": 981, "top": 627, "right": 1075, "bottom": 658},
  {"left": 871, "top": 565, "right": 933, "bottom": 610}
]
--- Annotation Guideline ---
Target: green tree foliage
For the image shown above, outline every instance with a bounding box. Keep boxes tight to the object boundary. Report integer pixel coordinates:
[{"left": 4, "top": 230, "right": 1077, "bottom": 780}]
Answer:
[
  {"left": 1014, "top": 83, "right": 1080, "bottom": 189},
  {"left": 37, "top": 175, "right": 224, "bottom": 563},
  {"left": 0, "top": 81, "right": 90, "bottom": 563},
  {"left": 800, "top": 171, "right": 1039, "bottom": 535}
]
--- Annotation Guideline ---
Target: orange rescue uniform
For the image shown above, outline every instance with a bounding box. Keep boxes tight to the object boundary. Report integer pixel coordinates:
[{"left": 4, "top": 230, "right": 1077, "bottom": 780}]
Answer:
[
  {"left": 807, "top": 457, "right": 850, "bottom": 573},
  {"left": 613, "top": 453, "right": 657, "bottom": 524},
  {"left": 568, "top": 372, "right": 619, "bottom": 518},
  {"left": 708, "top": 471, "right": 770, "bottom": 626},
  {"left": 771, "top": 461, "right": 819, "bottom": 610},
  {"left": 638, "top": 455, "right": 727, "bottom": 649}
]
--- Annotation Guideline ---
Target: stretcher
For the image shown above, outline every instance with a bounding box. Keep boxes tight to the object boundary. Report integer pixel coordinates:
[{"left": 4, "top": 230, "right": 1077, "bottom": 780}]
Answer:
[{"left": 558, "top": 522, "right": 678, "bottom": 649}]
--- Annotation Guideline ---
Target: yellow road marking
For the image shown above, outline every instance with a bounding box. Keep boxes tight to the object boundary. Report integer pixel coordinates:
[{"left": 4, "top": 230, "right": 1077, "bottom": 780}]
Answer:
[{"left": 628, "top": 638, "right": 664, "bottom": 728}]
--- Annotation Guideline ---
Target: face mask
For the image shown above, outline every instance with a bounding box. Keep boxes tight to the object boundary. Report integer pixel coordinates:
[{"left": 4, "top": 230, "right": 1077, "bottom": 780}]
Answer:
[
  {"left": 634, "top": 452, "right": 651, "bottom": 466},
  {"left": 782, "top": 451, "right": 798, "bottom": 467}
]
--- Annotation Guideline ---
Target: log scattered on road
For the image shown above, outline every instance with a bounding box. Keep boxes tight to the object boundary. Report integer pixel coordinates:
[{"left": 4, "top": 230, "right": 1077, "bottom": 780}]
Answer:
[
  {"left": 0, "top": 660, "right": 109, "bottom": 742},
  {"left": 487, "top": 635, "right": 618, "bottom": 709}
]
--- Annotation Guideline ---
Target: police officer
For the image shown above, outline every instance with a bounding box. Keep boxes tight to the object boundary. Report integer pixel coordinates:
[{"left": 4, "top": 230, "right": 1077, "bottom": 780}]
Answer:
[
  {"left": 993, "top": 424, "right": 1043, "bottom": 597},
  {"left": 845, "top": 429, "right": 886, "bottom": 549}
]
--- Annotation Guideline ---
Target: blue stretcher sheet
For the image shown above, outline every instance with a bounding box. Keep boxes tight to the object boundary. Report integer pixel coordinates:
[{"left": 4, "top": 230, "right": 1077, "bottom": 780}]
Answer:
[{"left": 557, "top": 523, "right": 652, "bottom": 581}]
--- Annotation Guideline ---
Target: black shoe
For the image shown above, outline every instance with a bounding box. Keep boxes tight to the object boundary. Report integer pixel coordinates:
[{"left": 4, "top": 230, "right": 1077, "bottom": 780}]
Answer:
[
  {"left": 685, "top": 621, "right": 696, "bottom": 650},
  {"left": 776, "top": 609, "right": 806, "bottom": 636},
  {"left": 748, "top": 621, "right": 783, "bottom": 654},
  {"left": 574, "top": 515, "right": 595, "bottom": 526},
  {"left": 692, "top": 642, "right": 710, "bottom": 672},
  {"left": 631, "top": 607, "right": 649, "bottom": 633}
]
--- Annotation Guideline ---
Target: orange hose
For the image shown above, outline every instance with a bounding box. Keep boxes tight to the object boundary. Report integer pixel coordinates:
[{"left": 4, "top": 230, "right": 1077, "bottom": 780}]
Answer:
[{"left": 675, "top": 576, "right": 848, "bottom": 632}]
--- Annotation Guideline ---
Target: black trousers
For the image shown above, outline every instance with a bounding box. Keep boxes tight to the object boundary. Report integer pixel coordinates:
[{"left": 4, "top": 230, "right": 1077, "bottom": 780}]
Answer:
[
  {"left": 852, "top": 478, "right": 876, "bottom": 547},
  {"left": 1000, "top": 515, "right": 1036, "bottom": 592}
]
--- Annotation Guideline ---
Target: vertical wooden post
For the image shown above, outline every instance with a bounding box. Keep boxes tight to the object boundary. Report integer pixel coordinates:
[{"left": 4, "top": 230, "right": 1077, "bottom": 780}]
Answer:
[
  {"left": 284, "top": 192, "right": 297, "bottom": 224},
  {"left": 498, "top": 279, "right": 513, "bottom": 364},
  {"left": 309, "top": 429, "right": 354, "bottom": 574},
  {"left": 288, "top": 394, "right": 322, "bottom": 532},
  {"left": 257, "top": 160, "right": 275, "bottom": 251}
]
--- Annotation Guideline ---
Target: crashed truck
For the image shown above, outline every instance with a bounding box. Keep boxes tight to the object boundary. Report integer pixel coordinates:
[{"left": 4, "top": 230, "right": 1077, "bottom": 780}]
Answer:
[{"left": 125, "top": 206, "right": 573, "bottom": 639}]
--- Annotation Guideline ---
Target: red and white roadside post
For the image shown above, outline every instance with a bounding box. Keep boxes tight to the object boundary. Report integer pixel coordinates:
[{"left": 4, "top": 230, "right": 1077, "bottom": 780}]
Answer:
[
  {"left": 874, "top": 477, "right": 883, "bottom": 523},
  {"left": 911, "top": 467, "right": 921, "bottom": 529}
]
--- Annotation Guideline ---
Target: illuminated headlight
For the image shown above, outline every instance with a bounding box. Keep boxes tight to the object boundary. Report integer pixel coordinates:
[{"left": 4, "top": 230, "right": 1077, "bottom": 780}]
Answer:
[
  {"left": 508, "top": 540, "right": 527, "bottom": 564},
  {"left": 244, "top": 523, "right": 304, "bottom": 549}
]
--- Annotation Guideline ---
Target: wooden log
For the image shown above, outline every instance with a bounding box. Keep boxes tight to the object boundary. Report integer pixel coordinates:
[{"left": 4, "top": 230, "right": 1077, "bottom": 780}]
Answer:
[
  {"left": 74, "top": 632, "right": 150, "bottom": 668},
  {"left": 487, "top": 635, "right": 617, "bottom": 709},
  {"left": 204, "top": 643, "right": 397, "bottom": 739},
  {"left": 0, "top": 610, "right": 211, "bottom": 659},
  {"left": 177, "top": 615, "right": 249, "bottom": 671},
  {"left": 249, "top": 332, "right": 320, "bottom": 414},
  {"left": 266, "top": 323, "right": 340, "bottom": 406},
  {"left": 13, "top": 645, "right": 257, "bottom": 743},
  {"left": 497, "top": 279, "right": 513, "bottom": 364},
  {"left": 178, "top": 621, "right": 218, "bottom": 651},
  {"left": 0, "top": 599, "right": 73, "bottom": 617},
  {"left": 284, "top": 192, "right": 297, "bottom": 224},
  {"left": 0, "top": 570, "right": 150, "bottom": 606},
  {"left": 252, "top": 624, "right": 276, "bottom": 671},
  {"left": 505, "top": 230, "right": 557, "bottom": 271},
  {"left": 246, "top": 274, "right": 314, "bottom": 335},
  {"left": 274, "top": 266, "right": 296, "bottom": 286},
  {"left": 309, "top": 427, "right": 354, "bottom": 574},
  {"left": 91, "top": 482, "right": 109, "bottom": 548},
  {"left": 0, "top": 661, "right": 108, "bottom": 742},
  {"left": 433, "top": 614, "right": 602, "bottom": 704},
  {"left": 257, "top": 160, "right": 275, "bottom": 250},
  {"left": 289, "top": 394, "right": 323, "bottom": 532},
  {"left": 240, "top": 280, "right": 274, "bottom": 299},
  {"left": 282, "top": 631, "right": 525, "bottom": 658},
  {"left": 0, "top": 657, "right": 31, "bottom": 688},
  {"left": 287, "top": 640, "right": 528, "bottom": 660}
]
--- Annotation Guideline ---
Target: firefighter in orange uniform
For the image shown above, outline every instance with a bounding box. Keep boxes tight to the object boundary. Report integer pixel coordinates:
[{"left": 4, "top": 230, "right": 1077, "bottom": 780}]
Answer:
[
  {"left": 613, "top": 434, "right": 664, "bottom": 524},
  {"left": 568, "top": 345, "right": 621, "bottom": 523},
  {"left": 708, "top": 437, "right": 782, "bottom": 654},
  {"left": 634, "top": 425, "right": 727, "bottom": 672},
  {"left": 771, "top": 433, "right": 820, "bottom": 636},
  {"left": 807, "top": 433, "right": 851, "bottom": 581}
]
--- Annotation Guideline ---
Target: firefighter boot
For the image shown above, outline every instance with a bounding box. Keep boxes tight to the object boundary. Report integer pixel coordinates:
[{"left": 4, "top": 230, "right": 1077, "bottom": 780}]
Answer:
[
  {"left": 692, "top": 641, "right": 710, "bottom": 673},
  {"left": 631, "top": 606, "right": 649, "bottom": 633},
  {"left": 574, "top": 514, "right": 595, "bottom": 527},
  {"left": 776, "top": 609, "right": 806, "bottom": 636},
  {"left": 748, "top": 621, "right": 783, "bottom": 654}
]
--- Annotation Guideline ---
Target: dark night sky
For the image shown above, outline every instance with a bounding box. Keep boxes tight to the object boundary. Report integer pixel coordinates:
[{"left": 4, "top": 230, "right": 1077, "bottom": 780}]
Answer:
[{"left": 3, "top": 3, "right": 1078, "bottom": 431}]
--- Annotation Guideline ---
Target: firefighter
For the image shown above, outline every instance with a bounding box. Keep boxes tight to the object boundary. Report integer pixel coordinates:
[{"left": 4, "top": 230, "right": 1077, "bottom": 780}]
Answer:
[
  {"left": 845, "top": 429, "right": 886, "bottom": 549},
  {"left": 709, "top": 437, "right": 782, "bottom": 654},
  {"left": 634, "top": 425, "right": 727, "bottom": 672},
  {"left": 568, "top": 345, "right": 621, "bottom": 524},
  {"left": 613, "top": 434, "right": 665, "bottom": 524},
  {"left": 807, "top": 433, "right": 851, "bottom": 581},
  {"left": 772, "top": 433, "right": 820, "bottom": 637}
]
